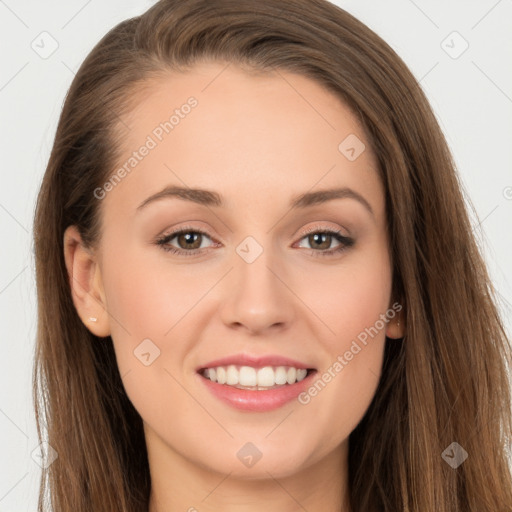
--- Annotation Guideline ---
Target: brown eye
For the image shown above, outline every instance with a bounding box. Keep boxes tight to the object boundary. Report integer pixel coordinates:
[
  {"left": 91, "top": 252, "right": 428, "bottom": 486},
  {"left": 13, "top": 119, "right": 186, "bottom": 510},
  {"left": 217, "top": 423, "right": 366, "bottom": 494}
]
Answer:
[
  {"left": 295, "top": 229, "right": 355, "bottom": 258},
  {"left": 156, "top": 228, "right": 216, "bottom": 256},
  {"left": 307, "top": 232, "right": 334, "bottom": 250},
  {"left": 175, "top": 232, "right": 203, "bottom": 250}
]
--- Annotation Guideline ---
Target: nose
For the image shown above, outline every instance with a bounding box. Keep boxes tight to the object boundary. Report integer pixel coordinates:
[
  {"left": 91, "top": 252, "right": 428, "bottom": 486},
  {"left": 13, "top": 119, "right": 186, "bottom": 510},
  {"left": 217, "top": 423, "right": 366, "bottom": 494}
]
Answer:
[{"left": 218, "top": 245, "right": 296, "bottom": 335}]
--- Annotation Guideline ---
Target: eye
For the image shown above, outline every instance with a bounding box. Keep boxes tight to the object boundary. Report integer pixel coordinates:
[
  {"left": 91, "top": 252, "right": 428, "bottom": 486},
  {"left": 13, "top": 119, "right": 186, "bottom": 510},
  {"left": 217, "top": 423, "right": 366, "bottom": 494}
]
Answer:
[
  {"left": 155, "top": 226, "right": 217, "bottom": 256},
  {"left": 294, "top": 227, "right": 354, "bottom": 258}
]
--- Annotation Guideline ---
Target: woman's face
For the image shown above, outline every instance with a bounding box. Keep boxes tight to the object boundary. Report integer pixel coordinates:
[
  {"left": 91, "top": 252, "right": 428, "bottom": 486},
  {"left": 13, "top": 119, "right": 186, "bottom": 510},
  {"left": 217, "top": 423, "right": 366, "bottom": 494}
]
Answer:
[{"left": 71, "top": 61, "right": 400, "bottom": 480}]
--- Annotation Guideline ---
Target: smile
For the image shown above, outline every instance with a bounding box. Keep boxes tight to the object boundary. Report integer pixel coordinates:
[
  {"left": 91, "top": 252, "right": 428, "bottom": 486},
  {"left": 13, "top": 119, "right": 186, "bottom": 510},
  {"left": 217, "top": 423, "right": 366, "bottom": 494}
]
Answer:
[
  {"left": 196, "top": 354, "right": 317, "bottom": 411},
  {"left": 200, "top": 365, "right": 311, "bottom": 389}
]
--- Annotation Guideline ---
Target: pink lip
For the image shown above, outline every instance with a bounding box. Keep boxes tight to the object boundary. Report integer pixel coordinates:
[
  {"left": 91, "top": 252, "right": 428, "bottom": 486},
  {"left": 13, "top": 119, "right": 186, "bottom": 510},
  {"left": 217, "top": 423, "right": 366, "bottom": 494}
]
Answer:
[
  {"left": 197, "top": 353, "right": 314, "bottom": 371},
  {"left": 197, "top": 371, "right": 316, "bottom": 412},
  {"left": 196, "top": 353, "right": 317, "bottom": 412}
]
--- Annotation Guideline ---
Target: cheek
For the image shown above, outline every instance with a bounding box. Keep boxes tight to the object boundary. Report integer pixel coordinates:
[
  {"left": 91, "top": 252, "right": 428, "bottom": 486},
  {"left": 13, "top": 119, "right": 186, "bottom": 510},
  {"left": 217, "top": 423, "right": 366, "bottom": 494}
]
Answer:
[
  {"left": 309, "top": 245, "right": 392, "bottom": 353},
  {"left": 295, "top": 245, "right": 391, "bottom": 438},
  {"left": 99, "top": 252, "right": 193, "bottom": 429},
  {"left": 98, "top": 247, "right": 178, "bottom": 383},
  {"left": 101, "top": 247, "right": 187, "bottom": 338}
]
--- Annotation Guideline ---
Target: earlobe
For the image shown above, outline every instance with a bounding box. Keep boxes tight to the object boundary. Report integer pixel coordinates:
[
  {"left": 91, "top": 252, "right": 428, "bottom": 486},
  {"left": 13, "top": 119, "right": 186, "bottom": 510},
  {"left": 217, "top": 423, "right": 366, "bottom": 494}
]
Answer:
[
  {"left": 385, "top": 315, "right": 405, "bottom": 340},
  {"left": 385, "top": 298, "right": 405, "bottom": 339},
  {"left": 63, "top": 225, "right": 111, "bottom": 337}
]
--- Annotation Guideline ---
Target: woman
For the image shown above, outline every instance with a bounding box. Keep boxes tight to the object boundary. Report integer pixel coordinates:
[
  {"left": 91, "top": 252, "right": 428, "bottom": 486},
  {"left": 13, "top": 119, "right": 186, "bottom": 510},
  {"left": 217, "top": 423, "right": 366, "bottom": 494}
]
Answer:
[{"left": 32, "top": 0, "right": 512, "bottom": 510}]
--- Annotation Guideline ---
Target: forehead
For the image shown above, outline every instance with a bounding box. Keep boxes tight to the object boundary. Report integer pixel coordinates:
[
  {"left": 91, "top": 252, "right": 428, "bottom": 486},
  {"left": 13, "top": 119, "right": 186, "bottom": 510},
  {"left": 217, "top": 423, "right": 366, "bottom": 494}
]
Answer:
[{"left": 103, "top": 61, "right": 382, "bottom": 219}]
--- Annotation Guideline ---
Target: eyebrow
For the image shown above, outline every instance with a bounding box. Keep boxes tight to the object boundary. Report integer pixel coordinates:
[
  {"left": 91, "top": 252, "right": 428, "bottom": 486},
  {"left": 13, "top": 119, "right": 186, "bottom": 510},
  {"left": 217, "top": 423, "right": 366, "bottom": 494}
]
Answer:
[{"left": 136, "top": 185, "right": 374, "bottom": 216}]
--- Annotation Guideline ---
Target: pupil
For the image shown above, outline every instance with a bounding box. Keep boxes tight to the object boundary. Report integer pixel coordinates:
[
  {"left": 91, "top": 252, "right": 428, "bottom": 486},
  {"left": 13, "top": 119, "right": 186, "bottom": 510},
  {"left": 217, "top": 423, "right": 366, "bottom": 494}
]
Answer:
[
  {"left": 311, "top": 233, "right": 329, "bottom": 249},
  {"left": 180, "top": 232, "right": 200, "bottom": 249}
]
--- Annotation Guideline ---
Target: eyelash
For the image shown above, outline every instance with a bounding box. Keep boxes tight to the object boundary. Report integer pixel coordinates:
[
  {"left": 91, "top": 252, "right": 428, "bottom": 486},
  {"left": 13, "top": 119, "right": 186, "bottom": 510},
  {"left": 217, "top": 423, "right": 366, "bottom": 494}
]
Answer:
[{"left": 155, "top": 225, "right": 354, "bottom": 258}]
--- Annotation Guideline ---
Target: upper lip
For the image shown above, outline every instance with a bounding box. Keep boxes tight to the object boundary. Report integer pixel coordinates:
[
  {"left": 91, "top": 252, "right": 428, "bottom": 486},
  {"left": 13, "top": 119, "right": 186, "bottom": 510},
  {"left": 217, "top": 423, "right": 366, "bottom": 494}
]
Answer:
[{"left": 197, "top": 353, "right": 316, "bottom": 371}]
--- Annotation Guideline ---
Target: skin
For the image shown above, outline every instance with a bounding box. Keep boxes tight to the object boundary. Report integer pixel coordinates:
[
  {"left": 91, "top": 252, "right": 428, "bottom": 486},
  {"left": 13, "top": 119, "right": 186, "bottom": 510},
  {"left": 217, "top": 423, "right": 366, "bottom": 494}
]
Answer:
[{"left": 64, "top": 61, "right": 404, "bottom": 512}]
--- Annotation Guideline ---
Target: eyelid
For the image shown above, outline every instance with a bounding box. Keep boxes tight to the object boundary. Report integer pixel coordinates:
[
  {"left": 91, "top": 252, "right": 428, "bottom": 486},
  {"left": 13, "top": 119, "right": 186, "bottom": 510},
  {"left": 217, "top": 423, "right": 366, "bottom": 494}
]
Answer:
[
  {"left": 155, "top": 224, "right": 219, "bottom": 246},
  {"left": 296, "top": 223, "right": 350, "bottom": 238},
  {"left": 156, "top": 223, "right": 216, "bottom": 240}
]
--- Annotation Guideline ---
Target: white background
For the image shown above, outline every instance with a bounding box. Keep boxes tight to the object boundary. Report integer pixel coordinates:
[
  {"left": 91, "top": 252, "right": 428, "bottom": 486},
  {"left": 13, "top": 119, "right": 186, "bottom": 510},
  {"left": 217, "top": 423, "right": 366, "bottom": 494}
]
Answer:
[{"left": 0, "top": 0, "right": 511, "bottom": 509}]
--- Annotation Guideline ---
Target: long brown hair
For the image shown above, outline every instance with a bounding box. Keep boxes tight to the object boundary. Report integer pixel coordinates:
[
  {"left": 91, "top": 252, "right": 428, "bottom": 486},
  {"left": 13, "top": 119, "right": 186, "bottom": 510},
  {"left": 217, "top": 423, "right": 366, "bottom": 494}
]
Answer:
[{"left": 32, "top": 0, "right": 512, "bottom": 510}]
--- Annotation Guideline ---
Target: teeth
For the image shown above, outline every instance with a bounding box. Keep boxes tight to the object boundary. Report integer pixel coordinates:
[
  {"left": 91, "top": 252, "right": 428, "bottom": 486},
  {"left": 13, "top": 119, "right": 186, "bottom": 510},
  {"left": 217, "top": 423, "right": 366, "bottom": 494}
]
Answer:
[
  {"left": 226, "top": 365, "right": 239, "bottom": 385},
  {"left": 257, "top": 366, "right": 274, "bottom": 387},
  {"left": 203, "top": 365, "right": 310, "bottom": 388},
  {"left": 216, "top": 367, "right": 226, "bottom": 384},
  {"left": 275, "top": 366, "right": 288, "bottom": 385},
  {"left": 240, "top": 366, "right": 257, "bottom": 386}
]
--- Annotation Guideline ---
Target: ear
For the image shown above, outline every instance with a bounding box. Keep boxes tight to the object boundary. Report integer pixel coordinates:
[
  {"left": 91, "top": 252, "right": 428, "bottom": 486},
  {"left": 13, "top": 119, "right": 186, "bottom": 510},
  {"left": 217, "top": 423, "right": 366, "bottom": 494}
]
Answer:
[
  {"left": 63, "top": 225, "right": 111, "bottom": 337},
  {"left": 385, "top": 302, "right": 405, "bottom": 340}
]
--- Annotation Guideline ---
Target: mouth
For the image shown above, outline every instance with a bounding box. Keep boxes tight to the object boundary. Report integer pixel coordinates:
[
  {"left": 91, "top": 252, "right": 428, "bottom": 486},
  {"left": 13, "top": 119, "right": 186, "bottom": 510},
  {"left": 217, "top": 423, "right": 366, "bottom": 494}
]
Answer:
[
  {"left": 196, "top": 356, "right": 318, "bottom": 411},
  {"left": 198, "top": 365, "right": 316, "bottom": 390}
]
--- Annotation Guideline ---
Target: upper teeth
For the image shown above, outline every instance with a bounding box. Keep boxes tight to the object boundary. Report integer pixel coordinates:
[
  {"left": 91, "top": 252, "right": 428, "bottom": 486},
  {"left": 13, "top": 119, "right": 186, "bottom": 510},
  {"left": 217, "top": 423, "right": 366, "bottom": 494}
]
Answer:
[{"left": 203, "top": 365, "right": 308, "bottom": 388}]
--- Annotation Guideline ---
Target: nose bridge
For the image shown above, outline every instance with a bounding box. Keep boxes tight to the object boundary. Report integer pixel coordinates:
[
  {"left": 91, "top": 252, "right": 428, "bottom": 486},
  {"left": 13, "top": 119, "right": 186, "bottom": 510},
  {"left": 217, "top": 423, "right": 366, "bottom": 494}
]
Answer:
[{"left": 219, "top": 233, "right": 295, "bottom": 333}]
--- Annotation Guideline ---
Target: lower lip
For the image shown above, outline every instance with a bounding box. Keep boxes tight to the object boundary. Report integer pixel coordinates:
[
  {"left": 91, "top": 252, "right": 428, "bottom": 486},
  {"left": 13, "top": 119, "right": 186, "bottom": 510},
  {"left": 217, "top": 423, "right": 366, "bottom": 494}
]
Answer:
[{"left": 197, "top": 371, "right": 316, "bottom": 412}]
